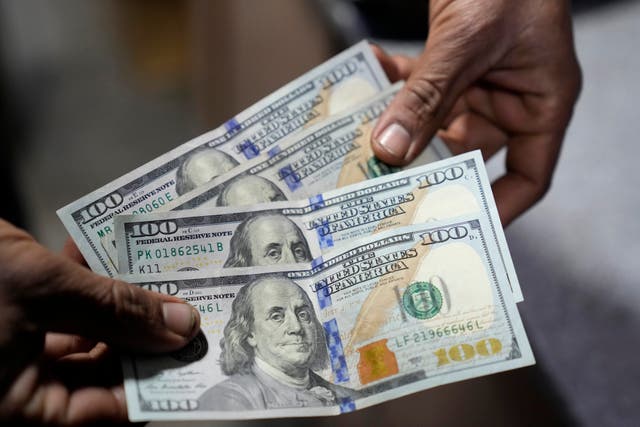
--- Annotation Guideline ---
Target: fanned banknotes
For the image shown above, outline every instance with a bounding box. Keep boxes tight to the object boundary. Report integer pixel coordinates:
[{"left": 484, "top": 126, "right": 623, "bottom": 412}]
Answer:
[
  {"left": 114, "top": 150, "right": 522, "bottom": 301},
  {"left": 121, "top": 218, "right": 533, "bottom": 421},
  {"left": 57, "top": 41, "right": 391, "bottom": 277},
  {"left": 100, "top": 82, "right": 450, "bottom": 273},
  {"left": 162, "top": 82, "right": 450, "bottom": 214},
  {"left": 51, "top": 37, "right": 533, "bottom": 423}
]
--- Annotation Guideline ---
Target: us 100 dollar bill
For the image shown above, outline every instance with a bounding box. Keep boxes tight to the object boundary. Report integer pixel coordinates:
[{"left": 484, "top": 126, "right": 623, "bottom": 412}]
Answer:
[
  {"left": 57, "top": 41, "right": 390, "bottom": 277},
  {"left": 121, "top": 218, "right": 534, "bottom": 421},
  {"left": 115, "top": 150, "right": 522, "bottom": 301}
]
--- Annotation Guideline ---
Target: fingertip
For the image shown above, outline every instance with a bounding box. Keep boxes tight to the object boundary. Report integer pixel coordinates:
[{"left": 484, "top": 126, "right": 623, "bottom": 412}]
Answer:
[
  {"left": 369, "top": 42, "right": 391, "bottom": 64},
  {"left": 369, "top": 41, "right": 383, "bottom": 56},
  {"left": 369, "top": 43, "right": 403, "bottom": 83},
  {"left": 371, "top": 122, "right": 413, "bottom": 166},
  {"left": 162, "top": 302, "right": 200, "bottom": 342},
  {"left": 129, "top": 300, "right": 200, "bottom": 354},
  {"left": 436, "top": 129, "right": 465, "bottom": 156}
]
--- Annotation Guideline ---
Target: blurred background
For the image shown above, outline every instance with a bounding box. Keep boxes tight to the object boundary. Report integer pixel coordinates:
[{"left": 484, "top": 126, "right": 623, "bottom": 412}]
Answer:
[{"left": 1, "top": 0, "right": 638, "bottom": 426}]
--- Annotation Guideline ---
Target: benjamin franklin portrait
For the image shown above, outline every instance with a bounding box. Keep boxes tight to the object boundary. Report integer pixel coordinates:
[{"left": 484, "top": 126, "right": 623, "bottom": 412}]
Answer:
[
  {"left": 175, "top": 147, "right": 239, "bottom": 196},
  {"left": 216, "top": 175, "right": 287, "bottom": 207},
  {"left": 198, "top": 276, "right": 359, "bottom": 410},
  {"left": 224, "top": 214, "right": 312, "bottom": 267}
]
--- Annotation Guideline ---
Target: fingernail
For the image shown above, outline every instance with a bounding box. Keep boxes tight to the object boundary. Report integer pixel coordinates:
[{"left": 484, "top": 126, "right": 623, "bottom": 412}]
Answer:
[
  {"left": 162, "top": 302, "right": 197, "bottom": 337},
  {"left": 377, "top": 123, "right": 411, "bottom": 158}
]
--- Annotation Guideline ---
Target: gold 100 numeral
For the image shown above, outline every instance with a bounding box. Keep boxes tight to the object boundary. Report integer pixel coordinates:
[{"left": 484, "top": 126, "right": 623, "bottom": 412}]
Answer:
[{"left": 434, "top": 338, "right": 502, "bottom": 367}]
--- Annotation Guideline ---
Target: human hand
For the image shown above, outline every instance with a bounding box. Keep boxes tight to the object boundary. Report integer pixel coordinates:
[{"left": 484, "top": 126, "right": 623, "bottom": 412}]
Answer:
[
  {"left": 371, "top": 0, "right": 581, "bottom": 226},
  {"left": 0, "top": 219, "right": 200, "bottom": 425}
]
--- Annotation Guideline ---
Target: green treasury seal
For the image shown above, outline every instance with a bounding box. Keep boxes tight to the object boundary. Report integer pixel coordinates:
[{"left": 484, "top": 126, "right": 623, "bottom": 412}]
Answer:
[{"left": 402, "top": 281, "right": 443, "bottom": 320}]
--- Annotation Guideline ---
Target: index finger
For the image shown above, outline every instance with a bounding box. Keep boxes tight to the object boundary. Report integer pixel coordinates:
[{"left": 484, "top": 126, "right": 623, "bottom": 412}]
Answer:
[
  {"left": 61, "top": 237, "right": 87, "bottom": 267},
  {"left": 370, "top": 44, "right": 418, "bottom": 82}
]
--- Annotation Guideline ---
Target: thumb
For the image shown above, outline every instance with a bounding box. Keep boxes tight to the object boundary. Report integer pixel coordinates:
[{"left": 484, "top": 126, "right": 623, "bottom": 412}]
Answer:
[
  {"left": 55, "top": 263, "right": 199, "bottom": 353},
  {"left": 19, "top": 246, "right": 200, "bottom": 353},
  {"left": 371, "top": 24, "right": 492, "bottom": 165}
]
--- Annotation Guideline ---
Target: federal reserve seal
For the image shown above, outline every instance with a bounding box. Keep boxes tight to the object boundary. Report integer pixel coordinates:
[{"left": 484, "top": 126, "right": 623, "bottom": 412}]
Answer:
[
  {"left": 366, "top": 156, "right": 401, "bottom": 178},
  {"left": 402, "top": 281, "right": 443, "bottom": 320},
  {"left": 171, "top": 330, "right": 208, "bottom": 362}
]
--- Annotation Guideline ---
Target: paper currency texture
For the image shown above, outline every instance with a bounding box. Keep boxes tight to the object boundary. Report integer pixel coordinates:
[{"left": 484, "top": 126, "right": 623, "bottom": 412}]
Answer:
[
  {"left": 114, "top": 150, "right": 522, "bottom": 301},
  {"left": 121, "top": 219, "right": 533, "bottom": 421}
]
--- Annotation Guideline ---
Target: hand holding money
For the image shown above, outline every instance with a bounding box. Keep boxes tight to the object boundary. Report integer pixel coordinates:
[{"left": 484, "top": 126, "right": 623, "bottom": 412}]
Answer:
[
  {"left": 0, "top": 219, "right": 200, "bottom": 425},
  {"left": 370, "top": 0, "right": 580, "bottom": 225},
  {"left": 49, "top": 40, "right": 535, "bottom": 423}
]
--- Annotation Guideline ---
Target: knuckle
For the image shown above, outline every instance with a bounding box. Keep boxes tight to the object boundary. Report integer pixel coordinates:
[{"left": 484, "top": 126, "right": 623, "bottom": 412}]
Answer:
[
  {"left": 405, "top": 76, "right": 445, "bottom": 125},
  {"left": 556, "top": 57, "right": 582, "bottom": 106},
  {"left": 527, "top": 167, "right": 554, "bottom": 203},
  {"left": 543, "top": 60, "right": 582, "bottom": 129},
  {"left": 0, "top": 240, "right": 59, "bottom": 303},
  {"left": 533, "top": 178, "right": 552, "bottom": 201},
  {"left": 106, "top": 279, "right": 156, "bottom": 324},
  {"left": 553, "top": 58, "right": 583, "bottom": 117}
]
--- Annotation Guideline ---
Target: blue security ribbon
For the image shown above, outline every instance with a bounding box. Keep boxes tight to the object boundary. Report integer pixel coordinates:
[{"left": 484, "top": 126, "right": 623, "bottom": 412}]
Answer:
[
  {"left": 224, "top": 118, "right": 241, "bottom": 134},
  {"left": 308, "top": 194, "right": 325, "bottom": 210},
  {"left": 323, "top": 319, "right": 349, "bottom": 383},
  {"left": 316, "top": 219, "right": 334, "bottom": 250},
  {"left": 240, "top": 139, "right": 260, "bottom": 159},
  {"left": 311, "top": 256, "right": 324, "bottom": 269},
  {"left": 316, "top": 284, "right": 332, "bottom": 309},
  {"left": 339, "top": 397, "right": 356, "bottom": 413},
  {"left": 279, "top": 165, "right": 302, "bottom": 191},
  {"left": 267, "top": 145, "right": 281, "bottom": 158}
]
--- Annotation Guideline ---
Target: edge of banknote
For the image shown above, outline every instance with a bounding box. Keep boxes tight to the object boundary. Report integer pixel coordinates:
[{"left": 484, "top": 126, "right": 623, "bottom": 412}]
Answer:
[{"left": 57, "top": 40, "right": 389, "bottom": 277}]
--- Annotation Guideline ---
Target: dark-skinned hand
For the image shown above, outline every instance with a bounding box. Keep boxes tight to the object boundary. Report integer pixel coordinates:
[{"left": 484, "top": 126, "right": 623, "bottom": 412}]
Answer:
[
  {"left": 371, "top": 0, "right": 581, "bottom": 226},
  {"left": 0, "top": 219, "right": 200, "bottom": 425}
]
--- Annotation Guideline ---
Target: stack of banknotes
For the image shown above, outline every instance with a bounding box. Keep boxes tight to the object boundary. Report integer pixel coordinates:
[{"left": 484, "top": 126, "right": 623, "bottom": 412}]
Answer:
[{"left": 57, "top": 41, "right": 534, "bottom": 421}]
